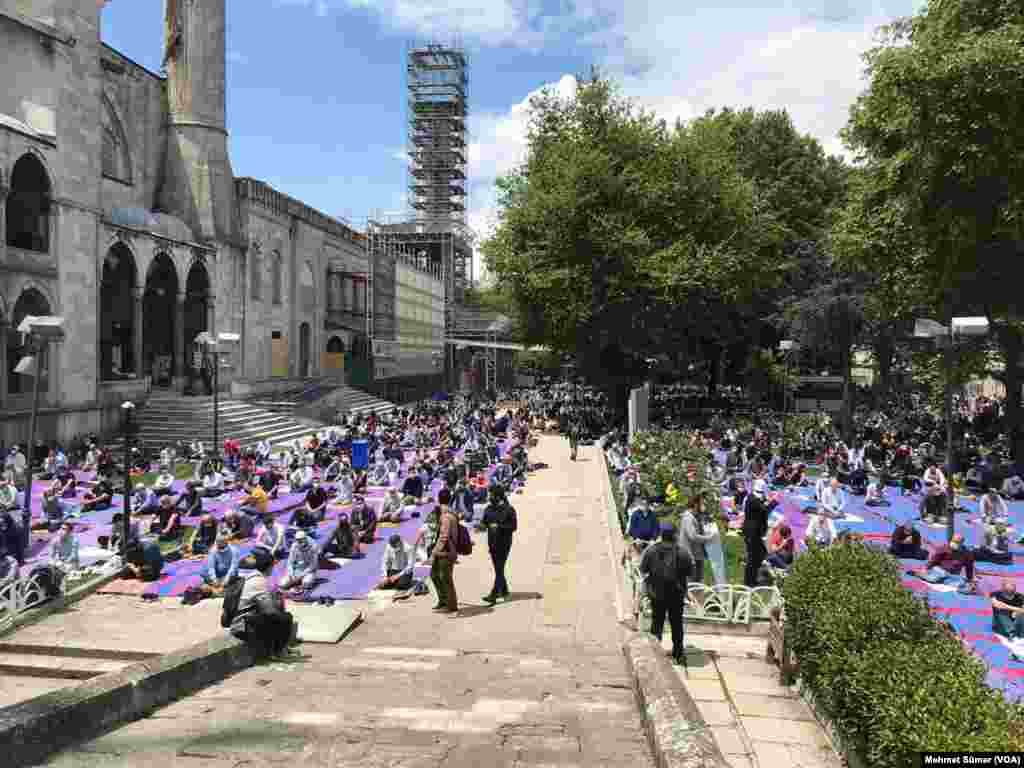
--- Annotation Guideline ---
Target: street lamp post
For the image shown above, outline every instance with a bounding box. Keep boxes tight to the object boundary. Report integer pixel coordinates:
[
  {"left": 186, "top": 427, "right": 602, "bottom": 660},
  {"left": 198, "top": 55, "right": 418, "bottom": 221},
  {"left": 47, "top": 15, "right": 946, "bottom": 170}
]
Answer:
[
  {"left": 779, "top": 340, "right": 798, "bottom": 460},
  {"left": 121, "top": 401, "right": 135, "bottom": 559},
  {"left": 914, "top": 316, "right": 989, "bottom": 542},
  {"left": 15, "top": 316, "right": 65, "bottom": 552},
  {"left": 197, "top": 332, "right": 240, "bottom": 462}
]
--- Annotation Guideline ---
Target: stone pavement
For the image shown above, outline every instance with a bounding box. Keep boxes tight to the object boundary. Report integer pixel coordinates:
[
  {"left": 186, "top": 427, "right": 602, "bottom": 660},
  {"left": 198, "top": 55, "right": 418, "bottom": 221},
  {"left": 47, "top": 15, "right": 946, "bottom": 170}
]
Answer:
[
  {"left": 37, "top": 435, "right": 657, "bottom": 768},
  {"left": 665, "top": 632, "right": 842, "bottom": 768}
]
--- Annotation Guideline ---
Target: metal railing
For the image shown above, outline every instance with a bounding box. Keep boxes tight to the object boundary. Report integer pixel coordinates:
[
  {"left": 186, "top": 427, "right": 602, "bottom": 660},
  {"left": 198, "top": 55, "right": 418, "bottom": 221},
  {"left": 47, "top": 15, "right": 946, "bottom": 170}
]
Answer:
[{"left": 0, "top": 572, "right": 50, "bottom": 633}]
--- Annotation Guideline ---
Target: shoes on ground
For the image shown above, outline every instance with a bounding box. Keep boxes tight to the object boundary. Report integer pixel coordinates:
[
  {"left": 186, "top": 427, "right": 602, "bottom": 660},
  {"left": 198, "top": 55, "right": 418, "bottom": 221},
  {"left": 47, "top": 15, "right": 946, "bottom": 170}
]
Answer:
[{"left": 482, "top": 594, "right": 497, "bottom": 605}]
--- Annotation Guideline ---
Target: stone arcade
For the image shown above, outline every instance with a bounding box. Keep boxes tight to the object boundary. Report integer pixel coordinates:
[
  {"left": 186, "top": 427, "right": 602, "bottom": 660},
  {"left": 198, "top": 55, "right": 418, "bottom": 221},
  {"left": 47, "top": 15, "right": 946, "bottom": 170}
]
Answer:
[{"left": 0, "top": 0, "right": 370, "bottom": 446}]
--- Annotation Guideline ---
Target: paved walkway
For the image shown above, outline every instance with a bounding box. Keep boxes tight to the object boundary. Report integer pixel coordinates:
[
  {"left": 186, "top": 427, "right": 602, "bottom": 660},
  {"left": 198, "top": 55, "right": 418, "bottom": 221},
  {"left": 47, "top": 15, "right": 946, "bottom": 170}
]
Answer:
[
  {"left": 38, "top": 435, "right": 656, "bottom": 768},
  {"left": 666, "top": 632, "right": 841, "bottom": 768}
]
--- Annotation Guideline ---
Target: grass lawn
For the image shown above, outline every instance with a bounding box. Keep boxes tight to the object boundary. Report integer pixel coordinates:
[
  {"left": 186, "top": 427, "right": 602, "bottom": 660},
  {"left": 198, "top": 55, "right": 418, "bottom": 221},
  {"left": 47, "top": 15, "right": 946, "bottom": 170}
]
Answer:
[
  {"left": 158, "top": 526, "right": 194, "bottom": 556},
  {"left": 134, "top": 462, "right": 198, "bottom": 488}
]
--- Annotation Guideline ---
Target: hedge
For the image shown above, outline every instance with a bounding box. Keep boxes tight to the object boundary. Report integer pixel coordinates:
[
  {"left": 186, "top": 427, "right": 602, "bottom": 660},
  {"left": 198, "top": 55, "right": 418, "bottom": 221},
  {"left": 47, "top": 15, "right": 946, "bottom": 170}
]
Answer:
[{"left": 783, "top": 542, "right": 1024, "bottom": 765}]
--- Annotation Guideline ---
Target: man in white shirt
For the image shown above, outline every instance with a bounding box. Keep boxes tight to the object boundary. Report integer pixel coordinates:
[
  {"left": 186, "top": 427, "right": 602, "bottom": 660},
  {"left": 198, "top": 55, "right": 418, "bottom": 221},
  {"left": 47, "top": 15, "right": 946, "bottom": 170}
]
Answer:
[
  {"left": 921, "top": 462, "right": 948, "bottom": 523},
  {"left": 375, "top": 533, "right": 415, "bottom": 591},
  {"left": 805, "top": 513, "right": 837, "bottom": 549},
  {"left": 50, "top": 520, "right": 80, "bottom": 585},
  {"left": 201, "top": 467, "right": 225, "bottom": 497},
  {"left": 819, "top": 477, "right": 846, "bottom": 519}
]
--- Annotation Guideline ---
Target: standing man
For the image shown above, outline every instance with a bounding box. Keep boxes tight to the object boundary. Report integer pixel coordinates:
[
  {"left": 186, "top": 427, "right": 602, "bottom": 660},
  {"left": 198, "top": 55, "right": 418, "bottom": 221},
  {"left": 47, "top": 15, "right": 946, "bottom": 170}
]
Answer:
[
  {"left": 430, "top": 488, "right": 459, "bottom": 615},
  {"left": 639, "top": 524, "right": 691, "bottom": 665},
  {"left": 743, "top": 479, "right": 772, "bottom": 587},
  {"left": 568, "top": 412, "right": 581, "bottom": 461},
  {"left": 481, "top": 485, "right": 518, "bottom": 604}
]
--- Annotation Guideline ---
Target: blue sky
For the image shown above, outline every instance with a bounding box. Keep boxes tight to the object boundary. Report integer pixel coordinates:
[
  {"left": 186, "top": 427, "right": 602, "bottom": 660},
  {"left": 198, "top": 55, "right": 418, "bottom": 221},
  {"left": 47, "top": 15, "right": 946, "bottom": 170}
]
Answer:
[{"left": 101, "top": 0, "right": 924, "bottom": 277}]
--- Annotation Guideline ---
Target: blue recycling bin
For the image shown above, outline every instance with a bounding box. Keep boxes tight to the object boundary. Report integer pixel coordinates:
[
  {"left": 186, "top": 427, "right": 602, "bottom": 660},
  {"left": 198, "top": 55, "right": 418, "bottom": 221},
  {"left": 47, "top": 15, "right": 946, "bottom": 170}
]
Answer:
[{"left": 351, "top": 439, "right": 369, "bottom": 470}]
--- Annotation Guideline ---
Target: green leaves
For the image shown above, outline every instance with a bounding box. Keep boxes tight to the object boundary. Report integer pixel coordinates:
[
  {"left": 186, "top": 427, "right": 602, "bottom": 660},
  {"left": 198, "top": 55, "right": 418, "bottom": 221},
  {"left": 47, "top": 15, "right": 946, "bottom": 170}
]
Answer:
[{"left": 784, "top": 544, "right": 1024, "bottom": 765}]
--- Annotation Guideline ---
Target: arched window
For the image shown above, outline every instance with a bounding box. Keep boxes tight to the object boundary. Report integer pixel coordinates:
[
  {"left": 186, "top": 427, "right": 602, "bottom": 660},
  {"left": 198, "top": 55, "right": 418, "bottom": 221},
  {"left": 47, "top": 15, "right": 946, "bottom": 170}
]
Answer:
[
  {"left": 8, "top": 287, "right": 52, "bottom": 396},
  {"left": 5, "top": 154, "right": 51, "bottom": 252},
  {"left": 271, "top": 251, "right": 282, "bottom": 305},
  {"left": 326, "top": 336, "right": 344, "bottom": 354},
  {"left": 250, "top": 250, "right": 262, "bottom": 301},
  {"left": 101, "top": 98, "right": 132, "bottom": 184}
]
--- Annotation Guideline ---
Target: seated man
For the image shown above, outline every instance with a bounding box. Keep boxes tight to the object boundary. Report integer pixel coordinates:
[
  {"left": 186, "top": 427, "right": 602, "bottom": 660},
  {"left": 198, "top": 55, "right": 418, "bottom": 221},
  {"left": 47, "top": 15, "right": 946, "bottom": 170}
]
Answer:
[
  {"left": 385, "top": 456, "right": 402, "bottom": 483},
  {"left": 401, "top": 471, "right": 425, "bottom": 504},
  {"left": 253, "top": 513, "right": 287, "bottom": 559},
  {"left": 890, "top": 521, "right": 929, "bottom": 560},
  {"left": 323, "top": 455, "right": 345, "bottom": 483},
  {"left": 125, "top": 539, "right": 164, "bottom": 582},
  {"left": 380, "top": 488, "right": 405, "bottom": 524},
  {"left": 765, "top": 522, "right": 795, "bottom": 569},
  {"left": 186, "top": 514, "right": 219, "bottom": 557},
  {"left": 289, "top": 462, "right": 314, "bottom": 494},
  {"left": 149, "top": 494, "right": 182, "bottom": 541},
  {"left": 153, "top": 468, "right": 176, "bottom": 496},
  {"left": 200, "top": 466, "right": 225, "bottom": 498},
  {"left": 200, "top": 535, "right": 239, "bottom": 595},
  {"left": 134, "top": 484, "right": 161, "bottom": 518},
  {"left": 41, "top": 485, "right": 74, "bottom": 532},
  {"left": 49, "top": 520, "right": 80, "bottom": 587},
  {"left": 256, "top": 439, "right": 272, "bottom": 466},
  {"left": 321, "top": 514, "right": 357, "bottom": 559},
  {"left": 819, "top": 477, "right": 847, "bottom": 519},
  {"left": 980, "top": 487, "right": 1010, "bottom": 524},
  {"left": 257, "top": 467, "right": 282, "bottom": 500},
  {"left": 280, "top": 529, "right": 318, "bottom": 591},
  {"left": 814, "top": 475, "right": 828, "bottom": 502},
  {"left": 238, "top": 481, "right": 269, "bottom": 519},
  {"left": 627, "top": 500, "right": 660, "bottom": 549},
  {"left": 865, "top": 476, "right": 891, "bottom": 506},
  {"left": 492, "top": 457, "right": 513, "bottom": 487},
  {"left": 375, "top": 533, "right": 415, "bottom": 591},
  {"left": 228, "top": 548, "right": 294, "bottom": 658},
  {"left": 992, "top": 578, "right": 1024, "bottom": 640},
  {"left": 334, "top": 470, "right": 355, "bottom": 506},
  {"left": 805, "top": 513, "right": 837, "bottom": 549},
  {"left": 367, "top": 459, "right": 389, "bottom": 486},
  {"left": 976, "top": 520, "right": 1013, "bottom": 565},
  {"left": 1002, "top": 471, "right": 1024, "bottom": 500},
  {"left": 303, "top": 480, "right": 329, "bottom": 523},
  {"left": 223, "top": 508, "right": 256, "bottom": 542},
  {"left": 175, "top": 481, "right": 204, "bottom": 517},
  {"left": 109, "top": 511, "right": 141, "bottom": 553},
  {"left": 288, "top": 503, "right": 321, "bottom": 537},
  {"left": 350, "top": 495, "right": 377, "bottom": 544},
  {"left": 81, "top": 474, "right": 113, "bottom": 513},
  {"left": 920, "top": 533, "right": 975, "bottom": 593},
  {"left": 55, "top": 469, "right": 77, "bottom": 498}
]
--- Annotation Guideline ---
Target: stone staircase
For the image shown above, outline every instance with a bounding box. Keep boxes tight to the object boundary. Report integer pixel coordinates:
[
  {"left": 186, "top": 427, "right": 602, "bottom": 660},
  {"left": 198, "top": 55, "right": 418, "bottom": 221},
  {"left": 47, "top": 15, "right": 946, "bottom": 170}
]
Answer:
[
  {"left": 250, "top": 383, "right": 399, "bottom": 420},
  {"left": 123, "top": 390, "right": 326, "bottom": 455}
]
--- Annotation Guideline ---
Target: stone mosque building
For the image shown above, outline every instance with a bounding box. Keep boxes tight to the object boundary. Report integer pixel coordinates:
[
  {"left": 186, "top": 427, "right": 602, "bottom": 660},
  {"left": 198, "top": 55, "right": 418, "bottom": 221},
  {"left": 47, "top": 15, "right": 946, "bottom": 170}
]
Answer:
[{"left": 0, "top": 0, "right": 373, "bottom": 447}]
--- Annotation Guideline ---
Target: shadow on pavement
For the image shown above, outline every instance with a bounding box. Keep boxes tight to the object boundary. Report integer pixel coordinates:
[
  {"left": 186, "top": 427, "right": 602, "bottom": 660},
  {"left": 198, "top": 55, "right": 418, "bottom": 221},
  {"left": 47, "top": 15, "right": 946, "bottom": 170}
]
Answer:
[
  {"left": 453, "top": 604, "right": 496, "bottom": 618},
  {"left": 501, "top": 591, "right": 543, "bottom": 603}
]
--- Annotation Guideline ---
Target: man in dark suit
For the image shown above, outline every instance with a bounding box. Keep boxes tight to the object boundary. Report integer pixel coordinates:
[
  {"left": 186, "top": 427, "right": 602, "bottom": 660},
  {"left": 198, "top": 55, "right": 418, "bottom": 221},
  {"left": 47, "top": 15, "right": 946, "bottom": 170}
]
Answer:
[
  {"left": 743, "top": 479, "right": 772, "bottom": 587},
  {"left": 639, "top": 524, "right": 691, "bottom": 665}
]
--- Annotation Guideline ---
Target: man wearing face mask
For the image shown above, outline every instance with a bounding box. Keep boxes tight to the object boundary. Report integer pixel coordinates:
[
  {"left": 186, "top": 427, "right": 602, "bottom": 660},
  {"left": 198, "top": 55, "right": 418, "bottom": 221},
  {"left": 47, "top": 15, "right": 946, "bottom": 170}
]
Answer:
[{"left": 304, "top": 479, "right": 328, "bottom": 524}]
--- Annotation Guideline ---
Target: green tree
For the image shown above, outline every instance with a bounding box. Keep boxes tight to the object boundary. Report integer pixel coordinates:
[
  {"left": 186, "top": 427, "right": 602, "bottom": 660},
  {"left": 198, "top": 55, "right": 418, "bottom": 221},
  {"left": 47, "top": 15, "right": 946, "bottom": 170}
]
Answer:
[{"left": 840, "top": 0, "right": 1024, "bottom": 455}]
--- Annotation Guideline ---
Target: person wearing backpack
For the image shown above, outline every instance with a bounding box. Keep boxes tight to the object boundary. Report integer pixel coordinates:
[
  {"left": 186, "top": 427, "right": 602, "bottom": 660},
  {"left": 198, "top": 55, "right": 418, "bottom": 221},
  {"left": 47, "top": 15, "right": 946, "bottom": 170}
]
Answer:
[
  {"left": 430, "top": 488, "right": 459, "bottom": 615},
  {"left": 639, "top": 524, "right": 691, "bottom": 666},
  {"left": 223, "top": 549, "right": 294, "bottom": 658},
  {"left": 481, "top": 485, "right": 517, "bottom": 604}
]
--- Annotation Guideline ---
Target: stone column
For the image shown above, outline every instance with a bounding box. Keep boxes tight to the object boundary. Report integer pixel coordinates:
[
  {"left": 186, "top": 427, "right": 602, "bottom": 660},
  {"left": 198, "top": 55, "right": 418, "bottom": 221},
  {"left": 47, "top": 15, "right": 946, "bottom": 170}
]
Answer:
[
  {"left": 132, "top": 288, "right": 143, "bottom": 377},
  {"left": 207, "top": 294, "right": 216, "bottom": 337},
  {"left": 174, "top": 293, "right": 186, "bottom": 384},
  {"left": 0, "top": 319, "right": 7, "bottom": 408}
]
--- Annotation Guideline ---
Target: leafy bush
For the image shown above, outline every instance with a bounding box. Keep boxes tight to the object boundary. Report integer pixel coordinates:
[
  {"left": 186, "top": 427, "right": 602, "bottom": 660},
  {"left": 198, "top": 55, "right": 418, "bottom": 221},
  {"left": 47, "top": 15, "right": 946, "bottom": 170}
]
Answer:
[
  {"left": 783, "top": 543, "right": 1024, "bottom": 765},
  {"left": 628, "top": 428, "right": 721, "bottom": 517}
]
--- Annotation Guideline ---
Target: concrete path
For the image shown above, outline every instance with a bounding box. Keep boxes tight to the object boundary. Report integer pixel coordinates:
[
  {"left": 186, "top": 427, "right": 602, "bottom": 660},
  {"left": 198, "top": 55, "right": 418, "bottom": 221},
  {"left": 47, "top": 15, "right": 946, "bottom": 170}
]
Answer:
[
  {"left": 666, "top": 632, "right": 842, "bottom": 768},
  {"left": 38, "top": 435, "right": 656, "bottom": 768}
]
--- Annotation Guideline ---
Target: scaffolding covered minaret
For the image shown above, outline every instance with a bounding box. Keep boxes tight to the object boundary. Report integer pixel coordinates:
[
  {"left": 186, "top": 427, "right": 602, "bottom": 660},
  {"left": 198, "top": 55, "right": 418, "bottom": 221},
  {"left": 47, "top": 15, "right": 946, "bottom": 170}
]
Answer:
[{"left": 406, "top": 43, "right": 468, "bottom": 225}]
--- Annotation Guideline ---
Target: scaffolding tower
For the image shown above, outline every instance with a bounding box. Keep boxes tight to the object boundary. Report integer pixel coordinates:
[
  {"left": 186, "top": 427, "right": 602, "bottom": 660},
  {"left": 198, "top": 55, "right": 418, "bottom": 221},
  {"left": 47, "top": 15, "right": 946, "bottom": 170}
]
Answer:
[{"left": 406, "top": 42, "right": 468, "bottom": 225}]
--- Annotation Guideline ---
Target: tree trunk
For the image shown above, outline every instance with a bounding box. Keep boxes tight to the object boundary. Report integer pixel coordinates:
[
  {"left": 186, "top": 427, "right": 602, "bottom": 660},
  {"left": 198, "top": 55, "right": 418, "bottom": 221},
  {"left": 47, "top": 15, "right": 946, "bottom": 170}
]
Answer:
[
  {"left": 707, "top": 345, "right": 721, "bottom": 398},
  {"left": 873, "top": 333, "right": 894, "bottom": 401},
  {"left": 840, "top": 344, "right": 853, "bottom": 444}
]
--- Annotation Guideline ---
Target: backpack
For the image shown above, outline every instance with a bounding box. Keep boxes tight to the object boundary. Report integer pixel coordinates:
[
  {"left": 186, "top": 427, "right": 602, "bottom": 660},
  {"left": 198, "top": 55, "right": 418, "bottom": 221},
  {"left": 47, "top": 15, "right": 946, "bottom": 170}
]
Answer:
[
  {"left": 220, "top": 575, "right": 245, "bottom": 628},
  {"left": 455, "top": 520, "right": 474, "bottom": 556}
]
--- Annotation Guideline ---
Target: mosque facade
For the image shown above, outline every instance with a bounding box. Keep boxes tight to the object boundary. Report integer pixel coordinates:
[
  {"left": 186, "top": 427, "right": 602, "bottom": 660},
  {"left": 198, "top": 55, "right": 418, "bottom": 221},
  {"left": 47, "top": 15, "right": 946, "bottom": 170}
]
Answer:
[{"left": 0, "top": 0, "right": 372, "bottom": 448}]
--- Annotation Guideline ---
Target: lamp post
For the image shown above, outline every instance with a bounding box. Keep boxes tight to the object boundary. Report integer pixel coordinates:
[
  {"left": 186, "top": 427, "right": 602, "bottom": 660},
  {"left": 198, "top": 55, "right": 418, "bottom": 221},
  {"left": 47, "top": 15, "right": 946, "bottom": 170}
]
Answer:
[
  {"left": 15, "top": 316, "right": 65, "bottom": 552},
  {"left": 196, "top": 332, "right": 240, "bottom": 462},
  {"left": 779, "top": 340, "right": 798, "bottom": 460},
  {"left": 914, "top": 315, "right": 989, "bottom": 542},
  {"left": 120, "top": 401, "right": 135, "bottom": 559}
]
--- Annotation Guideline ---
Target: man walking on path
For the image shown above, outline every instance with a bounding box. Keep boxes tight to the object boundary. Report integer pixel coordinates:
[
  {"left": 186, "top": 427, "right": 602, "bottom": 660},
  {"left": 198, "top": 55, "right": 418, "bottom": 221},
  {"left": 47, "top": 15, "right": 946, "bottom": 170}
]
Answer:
[
  {"left": 430, "top": 488, "right": 459, "bottom": 615},
  {"left": 568, "top": 413, "right": 581, "bottom": 461},
  {"left": 481, "top": 484, "right": 518, "bottom": 604},
  {"left": 743, "top": 478, "right": 772, "bottom": 587},
  {"left": 639, "top": 524, "right": 691, "bottom": 665}
]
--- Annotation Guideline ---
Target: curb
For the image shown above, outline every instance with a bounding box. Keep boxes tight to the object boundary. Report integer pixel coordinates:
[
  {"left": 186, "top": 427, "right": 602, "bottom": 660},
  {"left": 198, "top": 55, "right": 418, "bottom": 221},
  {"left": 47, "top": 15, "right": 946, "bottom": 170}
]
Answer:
[
  {"left": 598, "top": 448, "right": 730, "bottom": 768},
  {"left": 625, "top": 634, "right": 732, "bottom": 768},
  {"left": 0, "top": 633, "right": 257, "bottom": 768}
]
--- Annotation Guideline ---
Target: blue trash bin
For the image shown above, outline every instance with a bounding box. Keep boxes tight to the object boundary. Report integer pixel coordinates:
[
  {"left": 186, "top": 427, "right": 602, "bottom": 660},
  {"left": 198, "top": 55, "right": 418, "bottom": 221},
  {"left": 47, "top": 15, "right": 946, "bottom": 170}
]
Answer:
[{"left": 351, "top": 440, "right": 369, "bottom": 470}]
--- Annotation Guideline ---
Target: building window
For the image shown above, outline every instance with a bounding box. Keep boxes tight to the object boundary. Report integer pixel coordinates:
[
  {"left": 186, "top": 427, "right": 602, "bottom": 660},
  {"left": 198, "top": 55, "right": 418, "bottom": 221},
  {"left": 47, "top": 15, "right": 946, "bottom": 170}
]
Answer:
[
  {"left": 271, "top": 252, "right": 282, "bottom": 305},
  {"left": 250, "top": 251, "right": 262, "bottom": 301},
  {"left": 5, "top": 154, "right": 51, "bottom": 252}
]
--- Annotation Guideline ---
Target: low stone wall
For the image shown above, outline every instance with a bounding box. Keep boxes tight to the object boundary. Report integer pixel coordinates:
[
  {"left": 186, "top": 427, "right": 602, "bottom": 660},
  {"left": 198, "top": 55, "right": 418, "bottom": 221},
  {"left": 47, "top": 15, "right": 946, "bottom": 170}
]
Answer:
[
  {"left": 0, "top": 633, "right": 256, "bottom": 768},
  {"left": 230, "top": 376, "right": 320, "bottom": 398}
]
